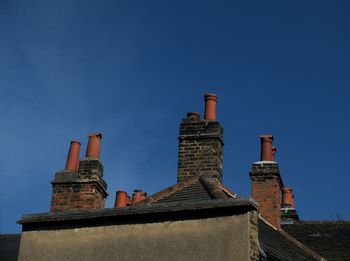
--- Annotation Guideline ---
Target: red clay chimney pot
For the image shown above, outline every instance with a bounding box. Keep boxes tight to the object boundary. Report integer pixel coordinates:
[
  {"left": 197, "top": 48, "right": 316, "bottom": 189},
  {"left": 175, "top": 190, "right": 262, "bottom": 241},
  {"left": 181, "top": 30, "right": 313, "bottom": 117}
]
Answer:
[
  {"left": 86, "top": 133, "right": 102, "bottom": 158},
  {"left": 282, "top": 187, "right": 295, "bottom": 208},
  {"left": 114, "top": 191, "right": 129, "bottom": 208},
  {"left": 132, "top": 189, "right": 144, "bottom": 204},
  {"left": 272, "top": 146, "right": 277, "bottom": 161},
  {"left": 204, "top": 93, "right": 217, "bottom": 121},
  {"left": 259, "top": 134, "right": 274, "bottom": 161},
  {"left": 65, "top": 141, "right": 81, "bottom": 172}
]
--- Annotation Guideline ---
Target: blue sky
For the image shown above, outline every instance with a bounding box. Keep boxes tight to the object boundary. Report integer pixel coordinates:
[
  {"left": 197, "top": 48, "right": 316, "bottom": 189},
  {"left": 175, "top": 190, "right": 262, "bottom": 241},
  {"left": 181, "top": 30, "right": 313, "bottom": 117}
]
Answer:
[{"left": 0, "top": 1, "right": 349, "bottom": 233}]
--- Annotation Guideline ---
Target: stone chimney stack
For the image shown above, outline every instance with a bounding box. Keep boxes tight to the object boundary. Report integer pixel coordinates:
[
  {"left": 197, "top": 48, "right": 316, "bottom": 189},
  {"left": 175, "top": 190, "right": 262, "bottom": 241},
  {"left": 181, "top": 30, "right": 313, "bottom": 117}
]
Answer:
[
  {"left": 177, "top": 93, "right": 223, "bottom": 182},
  {"left": 249, "top": 135, "right": 283, "bottom": 229},
  {"left": 50, "top": 133, "right": 108, "bottom": 212}
]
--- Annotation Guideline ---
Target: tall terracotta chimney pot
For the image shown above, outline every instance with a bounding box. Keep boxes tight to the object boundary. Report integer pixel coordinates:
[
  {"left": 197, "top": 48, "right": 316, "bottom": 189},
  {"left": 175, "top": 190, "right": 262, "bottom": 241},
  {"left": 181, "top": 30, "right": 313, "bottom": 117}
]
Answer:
[
  {"left": 259, "top": 134, "right": 274, "bottom": 161},
  {"left": 114, "top": 191, "right": 129, "bottom": 208},
  {"left": 204, "top": 93, "right": 217, "bottom": 121},
  {"left": 86, "top": 133, "right": 102, "bottom": 158},
  {"left": 282, "top": 187, "right": 295, "bottom": 208},
  {"left": 65, "top": 141, "right": 81, "bottom": 172}
]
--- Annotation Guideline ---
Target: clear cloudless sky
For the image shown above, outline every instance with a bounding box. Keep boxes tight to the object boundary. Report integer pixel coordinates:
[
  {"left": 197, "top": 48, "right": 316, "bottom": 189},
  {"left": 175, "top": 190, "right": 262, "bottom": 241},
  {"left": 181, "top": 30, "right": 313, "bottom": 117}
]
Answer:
[{"left": 0, "top": 1, "right": 349, "bottom": 233}]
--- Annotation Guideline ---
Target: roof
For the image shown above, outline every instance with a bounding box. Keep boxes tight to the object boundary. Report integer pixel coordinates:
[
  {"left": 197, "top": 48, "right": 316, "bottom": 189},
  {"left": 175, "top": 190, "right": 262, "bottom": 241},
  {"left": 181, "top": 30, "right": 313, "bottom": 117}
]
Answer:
[
  {"left": 139, "top": 175, "right": 237, "bottom": 205},
  {"left": 259, "top": 219, "right": 325, "bottom": 261},
  {"left": 18, "top": 198, "right": 257, "bottom": 231},
  {"left": 282, "top": 221, "right": 350, "bottom": 261},
  {"left": 138, "top": 175, "right": 325, "bottom": 261},
  {"left": 0, "top": 234, "right": 20, "bottom": 261}
]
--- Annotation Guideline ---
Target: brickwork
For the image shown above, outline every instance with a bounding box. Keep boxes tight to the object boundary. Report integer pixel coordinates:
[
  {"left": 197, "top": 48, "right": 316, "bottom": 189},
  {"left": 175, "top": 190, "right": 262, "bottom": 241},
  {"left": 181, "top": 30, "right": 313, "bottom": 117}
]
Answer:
[
  {"left": 250, "top": 162, "right": 283, "bottom": 229},
  {"left": 249, "top": 211, "right": 260, "bottom": 261},
  {"left": 50, "top": 182, "right": 106, "bottom": 212},
  {"left": 177, "top": 113, "right": 223, "bottom": 182},
  {"left": 50, "top": 158, "right": 107, "bottom": 212}
]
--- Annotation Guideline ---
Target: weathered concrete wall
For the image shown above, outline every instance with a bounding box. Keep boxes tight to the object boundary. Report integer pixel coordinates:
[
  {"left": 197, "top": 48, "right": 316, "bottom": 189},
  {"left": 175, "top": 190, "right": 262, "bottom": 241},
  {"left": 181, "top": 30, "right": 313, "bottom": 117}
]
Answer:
[{"left": 18, "top": 214, "right": 251, "bottom": 261}]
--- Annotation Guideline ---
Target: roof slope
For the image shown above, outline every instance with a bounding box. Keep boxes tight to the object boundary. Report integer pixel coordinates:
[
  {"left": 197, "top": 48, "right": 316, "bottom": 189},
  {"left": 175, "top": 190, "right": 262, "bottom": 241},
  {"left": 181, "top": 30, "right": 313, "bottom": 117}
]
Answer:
[
  {"left": 0, "top": 234, "right": 20, "bottom": 261},
  {"left": 259, "top": 219, "right": 325, "bottom": 261},
  {"left": 139, "top": 175, "right": 325, "bottom": 261},
  {"left": 282, "top": 221, "right": 350, "bottom": 261},
  {"left": 140, "top": 175, "right": 237, "bottom": 204}
]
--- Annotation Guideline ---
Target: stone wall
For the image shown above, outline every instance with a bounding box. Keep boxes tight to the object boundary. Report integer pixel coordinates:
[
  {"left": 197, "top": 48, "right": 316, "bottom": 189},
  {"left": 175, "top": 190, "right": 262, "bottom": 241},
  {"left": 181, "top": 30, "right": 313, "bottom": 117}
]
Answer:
[{"left": 18, "top": 214, "right": 252, "bottom": 261}]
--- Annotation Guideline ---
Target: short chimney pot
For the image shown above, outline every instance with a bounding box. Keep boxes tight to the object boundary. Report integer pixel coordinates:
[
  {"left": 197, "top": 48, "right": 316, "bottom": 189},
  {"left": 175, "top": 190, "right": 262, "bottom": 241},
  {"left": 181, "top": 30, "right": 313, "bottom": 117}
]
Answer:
[
  {"left": 114, "top": 191, "right": 129, "bottom": 208},
  {"left": 282, "top": 187, "right": 295, "bottom": 208}
]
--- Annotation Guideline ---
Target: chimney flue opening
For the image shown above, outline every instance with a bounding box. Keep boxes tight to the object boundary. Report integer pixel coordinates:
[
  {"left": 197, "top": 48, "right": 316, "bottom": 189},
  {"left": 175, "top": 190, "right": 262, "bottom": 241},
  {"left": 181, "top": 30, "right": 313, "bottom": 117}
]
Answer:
[{"left": 204, "top": 93, "right": 217, "bottom": 121}]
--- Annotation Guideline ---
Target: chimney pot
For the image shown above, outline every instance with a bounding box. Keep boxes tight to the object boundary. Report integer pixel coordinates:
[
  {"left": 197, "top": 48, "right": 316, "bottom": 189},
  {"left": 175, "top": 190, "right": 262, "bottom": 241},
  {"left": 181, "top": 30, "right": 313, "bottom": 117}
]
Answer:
[
  {"left": 204, "top": 93, "right": 217, "bottom": 121},
  {"left": 272, "top": 146, "right": 277, "bottom": 161},
  {"left": 65, "top": 141, "right": 81, "bottom": 172},
  {"left": 186, "top": 112, "right": 200, "bottom": 119},
  {"left": 114, "top": 191, "right": 129, "bottom": 208},
  {"left": 132, "top": 189, "right": 144, "bottom": 204},
  {"left": 282, "top": 187, "right": 295, "bottom": 208},
  {"left": 259, "top": 134, "right": 274, "bottom": 161},
  {"left": 86, "top": 133, "right": 102, "bottom": 158}
]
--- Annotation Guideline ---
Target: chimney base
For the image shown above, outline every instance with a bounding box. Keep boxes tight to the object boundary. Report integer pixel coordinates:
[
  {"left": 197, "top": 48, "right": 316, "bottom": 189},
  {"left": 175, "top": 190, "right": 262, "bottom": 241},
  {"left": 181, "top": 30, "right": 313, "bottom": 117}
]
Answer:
[
  {"left": 50, "top": 157, "right": 108, "bottom": 212},
  {"left": 249, "top": 162, "right": 283, "bottom": 229}
]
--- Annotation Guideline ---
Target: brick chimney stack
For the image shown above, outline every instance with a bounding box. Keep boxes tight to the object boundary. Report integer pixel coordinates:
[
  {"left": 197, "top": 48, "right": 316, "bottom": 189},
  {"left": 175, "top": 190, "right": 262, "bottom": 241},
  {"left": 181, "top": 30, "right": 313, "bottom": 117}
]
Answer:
[
  {"left": 177, "top": 94, "right": 223, "bottom": 182},
  {"left": 249, "top": 135, "right": 283, "bottom": 229},
  {"left": 50, "top": 133, "right": 108, "bottom": 212}
]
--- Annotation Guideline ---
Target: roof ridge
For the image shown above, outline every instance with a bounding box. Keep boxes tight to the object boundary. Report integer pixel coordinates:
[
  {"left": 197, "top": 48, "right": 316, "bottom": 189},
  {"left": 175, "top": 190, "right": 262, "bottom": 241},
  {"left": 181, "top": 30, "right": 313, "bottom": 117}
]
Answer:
[{"left": 199, "top": 176, "right": 228, "bottom": 199}]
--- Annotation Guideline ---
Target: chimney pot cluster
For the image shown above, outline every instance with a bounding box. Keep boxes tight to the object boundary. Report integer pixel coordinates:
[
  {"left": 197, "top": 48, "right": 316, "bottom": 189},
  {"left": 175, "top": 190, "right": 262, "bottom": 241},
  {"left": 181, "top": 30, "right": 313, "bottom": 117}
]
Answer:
[
  {"left": 114, "top": 189, "right": 147, "bottom": 208},
  {"left": 64, "top": 133, "right": 103, "bottom": 172}
]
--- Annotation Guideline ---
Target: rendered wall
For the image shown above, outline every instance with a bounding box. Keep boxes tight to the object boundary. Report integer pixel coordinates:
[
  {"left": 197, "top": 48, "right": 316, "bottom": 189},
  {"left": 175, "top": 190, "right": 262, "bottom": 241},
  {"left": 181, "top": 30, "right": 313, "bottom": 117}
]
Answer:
[{"left": 18, "top": 214, "right": 251, "bottom": 261}]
